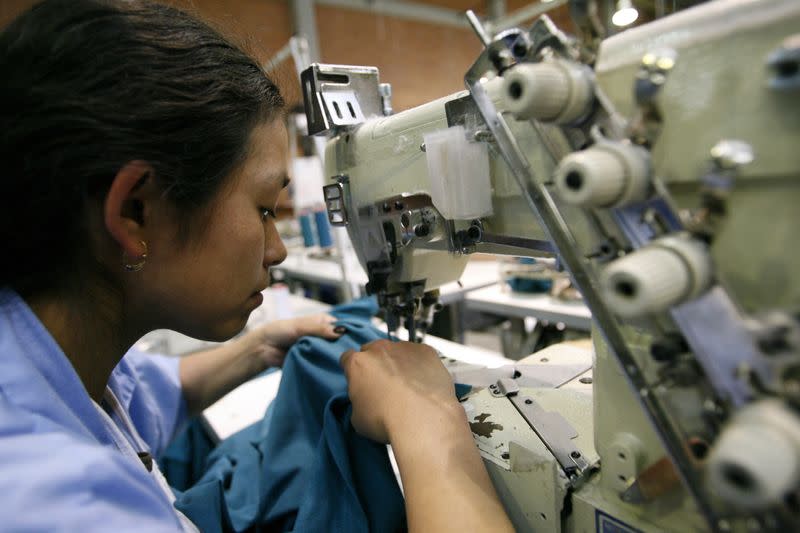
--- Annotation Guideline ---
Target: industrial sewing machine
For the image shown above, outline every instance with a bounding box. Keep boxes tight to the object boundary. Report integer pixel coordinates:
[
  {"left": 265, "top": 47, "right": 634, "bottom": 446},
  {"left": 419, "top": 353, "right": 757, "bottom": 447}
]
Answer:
[{"left": 301, "top": 0, "right": 800, "bottom": 530}]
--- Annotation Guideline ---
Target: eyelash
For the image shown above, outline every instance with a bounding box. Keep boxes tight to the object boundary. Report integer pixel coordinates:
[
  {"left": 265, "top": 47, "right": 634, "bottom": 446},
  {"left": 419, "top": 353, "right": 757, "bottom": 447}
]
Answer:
[{"left": 260, "top": 207, "right": 276, "bottom": 221}]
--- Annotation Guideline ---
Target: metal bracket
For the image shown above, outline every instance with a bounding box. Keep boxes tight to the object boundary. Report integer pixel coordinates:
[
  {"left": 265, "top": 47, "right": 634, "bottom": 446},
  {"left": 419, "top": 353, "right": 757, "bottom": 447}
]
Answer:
[
  {"left": 301, "top": 64, "right": 384, "bottom": 136},
  {"left": 489, "top": 379, "right": 592, "bottom": 483},
  {"left": 323, "top": 180, "right": 349, "bottom": 226},
  {"left": 491, "top": 377, "right": 520, "bottom": 397}
]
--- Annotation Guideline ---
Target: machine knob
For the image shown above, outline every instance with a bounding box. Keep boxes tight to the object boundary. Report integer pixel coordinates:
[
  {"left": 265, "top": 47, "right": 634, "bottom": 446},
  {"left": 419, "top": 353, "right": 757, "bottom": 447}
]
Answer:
[
  {"left": 707, "top": 400, "right": 800, "bottom": 511},
  {"left": 502, "top": 61, "right": 593, "bottom": 124},
  {"left": 601, "top": 234, "right": 713, "bottom": 317},
  {"left": 554, "top": 142, "right": 651, "bottom": 208}
]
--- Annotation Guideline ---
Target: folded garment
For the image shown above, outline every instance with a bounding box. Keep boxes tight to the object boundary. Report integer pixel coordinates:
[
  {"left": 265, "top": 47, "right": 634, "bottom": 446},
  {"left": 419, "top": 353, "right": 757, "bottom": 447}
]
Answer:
[{"left": 163, "top": 297, "right": 406, "bottom": 532}]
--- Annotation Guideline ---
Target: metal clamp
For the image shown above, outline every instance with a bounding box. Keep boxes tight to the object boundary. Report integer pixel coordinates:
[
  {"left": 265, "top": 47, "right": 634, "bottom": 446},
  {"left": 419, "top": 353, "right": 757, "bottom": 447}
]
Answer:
[
  {"left": 301, "top": 64, "right": 384, "bottom": 136},
  {"left": 489, "top": 379, "right": 591, "bottom": 482},
  {"left": 323, "top": 180, "right": 349, "bottom": 226}
]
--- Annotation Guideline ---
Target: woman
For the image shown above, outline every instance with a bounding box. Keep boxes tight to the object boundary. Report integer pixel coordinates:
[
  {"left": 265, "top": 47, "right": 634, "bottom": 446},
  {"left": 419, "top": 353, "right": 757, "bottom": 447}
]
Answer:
[{"left": 0, "top": 0, "right": 513, "bottom": 531}]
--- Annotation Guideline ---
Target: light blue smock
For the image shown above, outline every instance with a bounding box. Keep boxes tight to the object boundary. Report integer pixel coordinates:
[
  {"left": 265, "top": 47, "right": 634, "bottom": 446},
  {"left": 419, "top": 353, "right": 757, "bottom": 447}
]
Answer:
[{"left": 0, "top": 288, "right": 193, "bottom": 532}]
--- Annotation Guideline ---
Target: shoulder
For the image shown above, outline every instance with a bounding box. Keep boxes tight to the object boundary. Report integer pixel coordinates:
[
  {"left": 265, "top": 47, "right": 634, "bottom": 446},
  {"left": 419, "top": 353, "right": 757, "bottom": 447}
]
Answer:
[
  {"left": 0, "top": 393, "right": 183, "bottom": 532},
  {"left": 113, "top": 348, "right": 181, "bottom": 400}
]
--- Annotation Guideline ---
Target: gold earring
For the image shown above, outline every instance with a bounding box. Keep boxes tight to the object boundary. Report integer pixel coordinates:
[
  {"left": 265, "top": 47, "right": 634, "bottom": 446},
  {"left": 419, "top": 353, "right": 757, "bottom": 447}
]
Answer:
[{"left": 122, "top": 241, "right": 148, "bottom": 272}]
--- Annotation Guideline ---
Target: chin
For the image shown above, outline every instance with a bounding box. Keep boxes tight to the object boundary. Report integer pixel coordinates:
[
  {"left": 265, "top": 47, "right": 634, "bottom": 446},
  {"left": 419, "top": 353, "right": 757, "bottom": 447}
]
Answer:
[{"left": 184, "top": 314, "right": 251, "bottom": 343}]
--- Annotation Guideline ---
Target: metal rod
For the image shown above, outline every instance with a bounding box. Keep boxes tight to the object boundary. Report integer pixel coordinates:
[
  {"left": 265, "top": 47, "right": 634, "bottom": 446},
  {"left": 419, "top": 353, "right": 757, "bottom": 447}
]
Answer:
[
  {"left": 316, "top": 0, "right": 468, "bottom": 28},
  {"left": 466, "top": 10, "right": 492, "bottom": 48},
  {"left": 487, "top": 0, "right": 507, "bottom": 22},
  {"left": 489, "top": 0, "right": 569, "bottom": 34},
  {"left": 290, "top": 0, "right": 321, "bottom": 63}
]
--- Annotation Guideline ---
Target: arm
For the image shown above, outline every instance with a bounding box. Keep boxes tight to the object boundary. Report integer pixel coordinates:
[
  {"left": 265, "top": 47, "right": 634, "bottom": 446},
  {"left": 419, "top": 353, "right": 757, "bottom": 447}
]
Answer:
[
  {"left": 341, "top": 340, "right": 514, "bottom": 533},
  {"left": 180, "top": 314, "right": 341, "bottom": 415}
]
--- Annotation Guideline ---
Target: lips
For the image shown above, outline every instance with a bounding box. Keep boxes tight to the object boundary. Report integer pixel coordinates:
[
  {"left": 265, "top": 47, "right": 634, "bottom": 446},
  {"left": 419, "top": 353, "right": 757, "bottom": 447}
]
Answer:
[
  {"left": 248, "top": 291, "right": 265, "bottom": 308},
  {"left": 253, "top": 280, "right": 269, "bottom": 295}
]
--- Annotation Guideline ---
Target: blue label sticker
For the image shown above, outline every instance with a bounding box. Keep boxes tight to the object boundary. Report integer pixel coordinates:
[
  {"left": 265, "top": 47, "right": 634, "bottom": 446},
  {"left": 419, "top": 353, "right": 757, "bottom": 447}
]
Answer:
[{"left": 596, "top": 510, "right": 643, "bottom": 533}]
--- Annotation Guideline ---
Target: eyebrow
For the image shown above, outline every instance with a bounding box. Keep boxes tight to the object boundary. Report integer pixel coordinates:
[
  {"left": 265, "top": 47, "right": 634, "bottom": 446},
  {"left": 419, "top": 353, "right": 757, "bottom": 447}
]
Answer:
[{"left": 263, "top": 172, "right": 290, "bottom": 189}]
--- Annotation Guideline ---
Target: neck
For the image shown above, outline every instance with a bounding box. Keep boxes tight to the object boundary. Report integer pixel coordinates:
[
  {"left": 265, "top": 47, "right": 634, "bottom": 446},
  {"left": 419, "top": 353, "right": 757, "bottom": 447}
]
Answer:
[{"left": 24, "top": 285, "right": 139, "bottom": 403}]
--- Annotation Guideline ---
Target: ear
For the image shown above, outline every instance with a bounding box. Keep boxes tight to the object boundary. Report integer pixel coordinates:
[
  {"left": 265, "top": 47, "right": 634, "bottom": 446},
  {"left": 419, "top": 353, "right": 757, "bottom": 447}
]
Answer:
[{"left": 104, "top": 160, "right": 155, "bottom": 259}]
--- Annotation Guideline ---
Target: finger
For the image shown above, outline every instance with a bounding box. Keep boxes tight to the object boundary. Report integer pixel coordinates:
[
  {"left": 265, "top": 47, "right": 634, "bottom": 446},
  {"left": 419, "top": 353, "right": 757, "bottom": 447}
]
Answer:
[
  {"left": 360, "top": 338, "right": 391, "bottom": 352},
  {"left": 308, "top": 315, "right": 344, "bottom": 339},
  {"left": 317, "top": 322, "right": 345, "bottom": 339},
  {"left": 417, "top": 342, "right": 440, "bottom": 358},
  {"left": 340, "top": 348, "right": 355, "bottom": 370},
  {"left": 311, "top": 314, "right": 336, "bottom": 328}
]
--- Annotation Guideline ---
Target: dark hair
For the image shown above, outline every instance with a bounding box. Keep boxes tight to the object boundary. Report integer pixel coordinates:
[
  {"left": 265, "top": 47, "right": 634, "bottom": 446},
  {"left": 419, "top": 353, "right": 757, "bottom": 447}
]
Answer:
[{"left": 0, "top": 0, "right": 285, "bottom": 293}]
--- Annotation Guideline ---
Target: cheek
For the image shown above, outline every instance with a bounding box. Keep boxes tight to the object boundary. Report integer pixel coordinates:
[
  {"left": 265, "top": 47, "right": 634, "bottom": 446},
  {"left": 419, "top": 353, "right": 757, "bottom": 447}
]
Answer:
[
  {"left": 230, "top": 218, "right": 265, "bottom": 264},
  {"left": 205, "top": 212, "right": 264, "bottom": 274}
]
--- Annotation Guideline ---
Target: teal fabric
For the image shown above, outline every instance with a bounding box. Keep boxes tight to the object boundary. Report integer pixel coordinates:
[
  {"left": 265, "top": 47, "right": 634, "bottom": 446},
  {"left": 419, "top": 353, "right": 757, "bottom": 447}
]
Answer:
[
  {"left": 160, "top": 419, "right": 216, "bottom": 492},
  {"left": 165, "top": 297, "right": 407, "bottom": 532}
]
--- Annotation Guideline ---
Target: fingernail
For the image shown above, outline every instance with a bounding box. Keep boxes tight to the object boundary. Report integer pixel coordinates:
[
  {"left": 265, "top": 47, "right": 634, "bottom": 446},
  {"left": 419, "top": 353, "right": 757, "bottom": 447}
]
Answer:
[{"left": 334, "top": 326, "right": 347, "bottom": 334}]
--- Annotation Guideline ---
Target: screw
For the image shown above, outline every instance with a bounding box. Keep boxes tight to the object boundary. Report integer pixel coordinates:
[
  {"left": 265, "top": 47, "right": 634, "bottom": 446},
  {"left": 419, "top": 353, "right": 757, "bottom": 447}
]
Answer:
[
  {"left": 473, "top": 130, "right": 494, "bottom": 142},
  {"left": 501, "top": 452, "right": 510, "bottom": 460},
  {"left": 571, "top": 451, "right": 581, "bottom": 459},
  {"left": 524, "top": 399, "right": 532, "bottom": 405}
]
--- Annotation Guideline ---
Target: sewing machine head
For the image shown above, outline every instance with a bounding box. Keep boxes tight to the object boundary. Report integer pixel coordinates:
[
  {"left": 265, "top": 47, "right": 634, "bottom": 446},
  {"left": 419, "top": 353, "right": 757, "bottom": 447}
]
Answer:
[
  {"left": 303, "top": 0, "right": 800, "bottom": 529},
  {"left": 302, "top": 63, "right": 559, "bottom": 339}
]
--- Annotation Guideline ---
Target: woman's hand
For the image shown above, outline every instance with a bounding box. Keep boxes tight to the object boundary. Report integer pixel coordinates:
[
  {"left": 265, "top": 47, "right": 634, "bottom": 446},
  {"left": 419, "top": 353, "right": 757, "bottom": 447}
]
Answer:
[
  {"left": 180, "top": 313, "right": 343, "bottom": 415},
  {"left": 340, "top": 339, "right": 458, "bottom": 444},
  {"left": 341, "top": 339, "right": 515, "bottom": 532},
  {"left": 248, "top": 313, "right": 343, "bottom": 368}
]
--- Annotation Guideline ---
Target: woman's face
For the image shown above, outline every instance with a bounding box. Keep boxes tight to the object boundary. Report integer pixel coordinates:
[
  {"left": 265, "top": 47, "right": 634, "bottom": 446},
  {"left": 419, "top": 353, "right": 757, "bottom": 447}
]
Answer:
[{"left": 138, "top": 120, "right": 290, "bottom": 341}]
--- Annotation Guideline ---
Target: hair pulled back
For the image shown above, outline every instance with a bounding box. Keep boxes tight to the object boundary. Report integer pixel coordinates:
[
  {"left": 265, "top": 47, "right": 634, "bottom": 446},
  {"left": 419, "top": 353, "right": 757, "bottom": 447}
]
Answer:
[{"left": 0, "top": 0, "right": 285, "bottom": 293}]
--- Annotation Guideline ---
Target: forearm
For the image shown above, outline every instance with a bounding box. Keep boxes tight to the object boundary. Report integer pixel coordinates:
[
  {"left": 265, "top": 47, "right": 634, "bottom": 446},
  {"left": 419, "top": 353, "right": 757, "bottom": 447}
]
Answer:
[
  {"left": 179, "top": 334, "right": 267, "bottom": 415},
  {"left": 389, "top": 399, "right": 514, "bottom": 533}
]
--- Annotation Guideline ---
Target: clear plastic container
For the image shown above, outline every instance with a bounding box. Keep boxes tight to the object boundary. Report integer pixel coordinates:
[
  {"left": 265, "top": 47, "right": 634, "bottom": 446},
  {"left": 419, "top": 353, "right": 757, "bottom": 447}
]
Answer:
[{"left": 423, "top": 125, "right": 493, "bottom": 220}]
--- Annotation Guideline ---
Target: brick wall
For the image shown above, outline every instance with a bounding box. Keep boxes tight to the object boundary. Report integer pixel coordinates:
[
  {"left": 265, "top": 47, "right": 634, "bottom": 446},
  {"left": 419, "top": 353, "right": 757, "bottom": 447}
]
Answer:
[{"left": 2, "top": 0, "right": 574, "bottom": 111}]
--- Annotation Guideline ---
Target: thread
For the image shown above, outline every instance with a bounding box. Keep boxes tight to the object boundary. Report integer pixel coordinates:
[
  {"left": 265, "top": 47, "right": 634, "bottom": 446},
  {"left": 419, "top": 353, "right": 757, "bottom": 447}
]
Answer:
[
  {"left": 299, "top": 212, "right": 316, "bottom": 247},
  {"left": 314, "top": 209, "right": 333, "bottom": 248}
]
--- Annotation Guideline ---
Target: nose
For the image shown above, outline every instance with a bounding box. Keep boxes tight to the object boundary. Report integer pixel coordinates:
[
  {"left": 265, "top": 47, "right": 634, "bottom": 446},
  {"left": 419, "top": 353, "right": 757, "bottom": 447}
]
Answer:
[{"left": 263, "top": 221, "right": 287, "bottom": 268}]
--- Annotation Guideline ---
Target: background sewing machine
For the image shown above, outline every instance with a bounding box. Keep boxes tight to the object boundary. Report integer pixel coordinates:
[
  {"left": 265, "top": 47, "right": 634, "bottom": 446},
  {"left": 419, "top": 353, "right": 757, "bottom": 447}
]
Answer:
[{"left": 301, "top": 0, "right": 800, "bottom": 530}]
